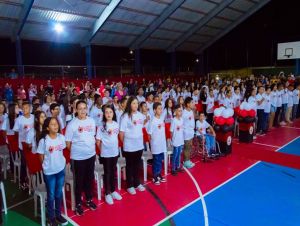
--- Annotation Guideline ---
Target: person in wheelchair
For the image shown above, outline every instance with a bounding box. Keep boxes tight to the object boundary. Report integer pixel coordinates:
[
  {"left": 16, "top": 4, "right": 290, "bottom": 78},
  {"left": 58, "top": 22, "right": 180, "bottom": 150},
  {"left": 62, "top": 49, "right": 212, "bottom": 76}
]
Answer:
[{"left": 195, "top": 112, "right": 217, "bottom": 158}]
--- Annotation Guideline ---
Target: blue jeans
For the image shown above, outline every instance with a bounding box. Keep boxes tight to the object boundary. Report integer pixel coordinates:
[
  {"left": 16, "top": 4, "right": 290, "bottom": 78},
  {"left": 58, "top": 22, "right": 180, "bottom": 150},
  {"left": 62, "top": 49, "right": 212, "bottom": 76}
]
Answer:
[
  {"left": 263, "top": 112, "right": 270, "bottom": 132},
  {"left": 43, "top": 169, "right": 65, "bottom": 220},
  {"left": 197, "top": 135, "right": 216, "bottom": 155},
  {"left": 281, "top": 104, "right": 287, "bottom": 122},
  {"left": 152, "top": 153, "right": 164, "bottom": 177},
  {"left": 292, "top": 104, "right": 298, "bottom": 120},
  {"left": 172, "top": 146, "right": 183, "bottom": 171}
]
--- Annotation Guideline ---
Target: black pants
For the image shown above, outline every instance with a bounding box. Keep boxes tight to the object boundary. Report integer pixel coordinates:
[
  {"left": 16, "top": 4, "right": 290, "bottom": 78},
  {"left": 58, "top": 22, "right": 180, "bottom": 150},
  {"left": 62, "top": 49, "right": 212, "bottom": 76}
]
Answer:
[
  {"left": 202, "top": 104, "right": 207, "bottom": 116},
  {"left": 274, "top": 107, "right": 282, "bottom": 127},
  {"left": 101, "top": 156, "right": 118, "bottom": 195},
  {"left": 124, "top": 150, "right": 143, "bottom": 188},
  {"left": 256, "top": 109, "right": 264, "bottom": 132},
  {"left": 19, "top": 149, "right": 27, "bottom": 184},
  {"left": 207, "top": 113, "right": 213, "bottom": 126},
  {"left": 71, "top": 155, "right": 95, "bottom": 206}
]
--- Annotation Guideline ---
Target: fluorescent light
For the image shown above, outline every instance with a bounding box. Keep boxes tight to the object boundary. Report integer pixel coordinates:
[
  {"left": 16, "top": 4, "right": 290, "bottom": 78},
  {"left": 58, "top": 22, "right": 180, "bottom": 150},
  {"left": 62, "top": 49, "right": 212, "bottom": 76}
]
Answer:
[{"left": 54, "top": 23, "right": 64, "bottom": 33}]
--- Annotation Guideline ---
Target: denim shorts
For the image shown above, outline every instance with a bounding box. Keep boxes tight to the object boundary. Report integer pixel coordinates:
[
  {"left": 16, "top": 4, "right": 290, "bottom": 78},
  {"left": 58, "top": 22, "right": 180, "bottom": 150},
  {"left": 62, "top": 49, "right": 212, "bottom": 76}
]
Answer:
[{"left": 270, "top": 105, "right": 276, "bottom": 113}]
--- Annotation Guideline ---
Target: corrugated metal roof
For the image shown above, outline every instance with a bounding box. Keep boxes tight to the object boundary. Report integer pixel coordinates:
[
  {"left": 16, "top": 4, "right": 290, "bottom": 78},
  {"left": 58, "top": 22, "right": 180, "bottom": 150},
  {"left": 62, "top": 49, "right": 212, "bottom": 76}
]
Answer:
[
  {"left": 0, "top": 20, "right": 16, "bottom": 37},
  {"left": 0, "top": 0, "right": 271, "bottom": 52},
  {"left": 0, "top": 2, "right": 22, "bottom": 18}
]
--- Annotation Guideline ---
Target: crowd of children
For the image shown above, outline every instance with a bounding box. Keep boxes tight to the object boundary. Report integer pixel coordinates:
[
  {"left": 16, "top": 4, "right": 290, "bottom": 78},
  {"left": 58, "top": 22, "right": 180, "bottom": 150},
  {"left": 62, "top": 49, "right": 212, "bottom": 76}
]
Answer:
[{"left": 0, "top": 74, "right": 299, "bottom": 226}]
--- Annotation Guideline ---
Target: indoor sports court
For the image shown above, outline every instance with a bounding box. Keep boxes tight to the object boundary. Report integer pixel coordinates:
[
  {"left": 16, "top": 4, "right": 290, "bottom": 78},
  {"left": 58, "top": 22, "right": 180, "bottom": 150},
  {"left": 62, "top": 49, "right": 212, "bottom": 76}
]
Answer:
[{"left": 0, "top": 0, "right": 300, "bottom": 226}]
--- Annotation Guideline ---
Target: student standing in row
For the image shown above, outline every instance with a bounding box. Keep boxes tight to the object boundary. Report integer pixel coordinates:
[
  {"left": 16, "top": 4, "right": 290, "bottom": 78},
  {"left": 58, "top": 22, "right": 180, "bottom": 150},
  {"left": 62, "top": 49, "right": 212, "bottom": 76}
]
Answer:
[
  {"left": 147, "top": 102, "right": 167, "bottom": 185},
  {"left": 119, "top": 96, "right": 146, "bottom": 195},
  {"left": 37, "top": 117, "right": 68, "bottom": 226},
  {"left": 96, "top": 105, "right": 122, "bottom": 205},
  {"left": 65, "top": 100, "right": 97, "bottom": 216}
]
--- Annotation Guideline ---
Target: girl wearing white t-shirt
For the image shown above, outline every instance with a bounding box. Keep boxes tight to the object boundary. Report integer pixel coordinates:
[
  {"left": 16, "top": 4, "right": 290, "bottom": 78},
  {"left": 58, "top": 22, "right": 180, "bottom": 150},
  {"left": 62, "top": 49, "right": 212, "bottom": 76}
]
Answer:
[
  {"left": 274, "top": 84, "right": 283, "bottom": 127},
  {"left": 292, "top": 84, "right": 300, "bottom": 120},
  {"left": 206, "top": 89, "right": 215, "bottom": 125},
  {"left": 147, "top": 102, "right": 167, "bottom": 185},
  {"left": 224, "top": 89, "right": 234, "bottom": 109},
  {"left": 65, "top": 100, "right": 97, "bottom": 216},
  {"left": 269, "top": 84, "right": 277, "bottom": 129},
  {"left": 170, "top": 105, "right": 184, "bottom": 176},
  {"left": 89, "top": 94, "right": 103, "bottom": 127},
  {"left": 26, "top": 111, "right": 46, "bottom": 154},
  {"left": 42, "top": 94, "right": 52, "bottom": 117},
  {"left": 286, "top": 85, "right": 294, "bottom": 124},
  {"left": 256, "top": 86, "right": 265, "bottom": 134},
  {"left": 263, "top": 86, "right": 271, "bottom": 133},
  {"left": 36, "top": 117, "right": 68, "bottom": 226},
  {"left": 195, "top": 113, "right": 216, "bottom": 157},
  {"left": 96, "top": 105, "right": 122, "bottom": 205},
  {"left": 119, "top": 96, "right": 146, "bottom": 195}
]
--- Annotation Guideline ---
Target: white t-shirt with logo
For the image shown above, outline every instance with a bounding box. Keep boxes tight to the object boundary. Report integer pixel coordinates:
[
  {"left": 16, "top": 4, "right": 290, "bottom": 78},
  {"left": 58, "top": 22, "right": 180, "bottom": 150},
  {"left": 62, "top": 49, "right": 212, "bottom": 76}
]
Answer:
[
  {"left": 65, "top": 117, "right": 96, "bottom": 160},
  {"left": 26, "top": 128, "right": 38, "bottom": 154},
  {"left": 195, "top": 120, "right": 210, "bottom": 136},
  {"left": 263, "top": 93, "right": 271, "bottom": 113},
  {"left": 116, "top": 109, "right": 123, "bottom": 124},
  {"left": 206, "top": 96, "right": 215, "bottom": 114},
  {"left": 270, "top": 91, "right": 277, "bottom": 107},
  {"left": 282, "top": 89, "right": 288, "bottom": 104},
  {"left": 182, "top": 109, "right": 195, "bottom": 141},
  {"left": 147, "top": 116, "right": 166, "bottom": 155},
  {"left": 256, "top": 93, "right": 265, "bottom": 110},
  {"left": 96, "top": 121, "right": 119, "bottom": 158},
  {"left": 233, "top": 93, "right": 242, "bottom": 108},
  {"left": 0, "top": 114, "right": 7, "bottom": 131},
  {"left": 293, "top": 89, "right": 299, "bottom": 105},
  {"left": 162, "top": 108, "right": 173, "bottom": 123},
  {"left": 136, "top": 95, "right": 145, "bottom": 103},
  {"left": 146, "top": 102, "right": 154, "bottom": 117},
  {"left": 170, "top": 117, "right": 184, "bottom": 147},
  {"left": 89, "top": 106, "right": 103, "bottom": 127},
  {"left": 42, "top": 103, "right": 51, "bottom": 117},
  {"left": 13, "top": 114, "right": 34, "bottom": 150},
  {"left": 120, "top": 112, "right": 144, "bottom": 152},
  {"left": 288, "top": 90, "right": 294, "bottom": 107},
  {"left": 36, "top": 134, "right": 66, "bottom": 175},
  {"left": 248, "top": 96, "right": 257, "bottom": 111},
  {"left": 276, "top": 90, "right": 283, "bottom": 107},
  {"left": 1, "top": 116, "right": 15, "bottom": 136},
  {"left": 224, "top": 97, "right": 234, "bottom": 109}
]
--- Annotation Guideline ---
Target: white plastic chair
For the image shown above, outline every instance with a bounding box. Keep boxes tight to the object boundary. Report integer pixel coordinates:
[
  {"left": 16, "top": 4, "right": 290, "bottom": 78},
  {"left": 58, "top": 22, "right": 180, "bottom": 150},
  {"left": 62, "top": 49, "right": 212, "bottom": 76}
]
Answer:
[
  {"left": 94, "top": 156, "right": 104, "bottom": 200},
  {"left": 116, "top": 148, "right": 126, "bottom": 190},
  {"left": 33, "top": 172, "right": 67, "bottom": 226},
  {"left": 0, "top": 181, "right": 7, "bottom": 215},
  {"left": 141, "top": 143, "right": 153, "bottom": 182},
  {"left": 64, "top": 163, "right": 75, "bottom": 211},
  {"left": 0, "top": 145, "right": 10, "bottom": 180}
]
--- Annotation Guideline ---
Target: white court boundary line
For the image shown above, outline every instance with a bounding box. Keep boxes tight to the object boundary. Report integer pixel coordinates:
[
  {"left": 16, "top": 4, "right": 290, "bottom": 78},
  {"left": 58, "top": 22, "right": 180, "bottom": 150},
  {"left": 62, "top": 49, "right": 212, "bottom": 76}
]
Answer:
[
  {"left": 183, "top": 166, "right": 209, "bottom": 226},
  {"left": 154, "top": 135, "right": 300, "bottom": 226},
  {"left": 253, "top": 142, "right": 280, "bottom": 148}
]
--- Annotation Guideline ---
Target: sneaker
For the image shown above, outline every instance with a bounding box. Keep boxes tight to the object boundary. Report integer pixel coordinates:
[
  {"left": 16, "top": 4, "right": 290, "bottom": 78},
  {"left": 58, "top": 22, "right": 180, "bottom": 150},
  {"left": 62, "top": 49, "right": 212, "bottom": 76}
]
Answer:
[
  {"left": 153, "top": 177, "right": 160, "bottom": 185},
  {"left": 188, "top": 160, "right": 195, "bottom": 167},
  {"left": 280, "top": 121, "right": 287, "bottom": 126},
  {"left": 56, "top": 215, "right": 68, "bottom": 226},
  {"left": 158, "top": 175, "right": 166, "bottom": 182},
  {"left": 105, "top": 194, "right": 114, "bottom": 205},
  {"left": 253, "top": 136, "right": 257, "bottom": 140},
  {"left": 75, "top": 204, "right": 84, "bottom": 216},
  {"left": 111, "top": 191, "right": 122, "bottom": 200},
  {"left": 184, "top": 161, "right": 194, "bottom": 169},
  {"left": 171, "top": 170, "right": 177, "bottom": 176},
  {"left": 86, "top": 200, "right": 97, "bottom": 211},
  {"left": 127, "top": 187, "right": 136, "bottom": 195},
  {"left": 136, "top": 184, "right": 146, "bottom": 192},
  {"left": 48, "top": 218, "right": 58, "bottom": 226}
]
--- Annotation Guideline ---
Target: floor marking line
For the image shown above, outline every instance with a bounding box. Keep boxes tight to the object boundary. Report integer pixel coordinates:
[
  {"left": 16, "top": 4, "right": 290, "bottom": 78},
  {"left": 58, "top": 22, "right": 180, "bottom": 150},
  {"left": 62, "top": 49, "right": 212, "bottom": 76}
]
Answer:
[
  {"left": 62, "top": 214, "right": 79, "bottom": 226},
  {"left": 183, "top": 166, "right": 209, "bottom": 226},
  {"left": 253, "top": 142, "right": 280, "bottom": 148},
  {"left": 154, "top": 135, "right": 300, "bottom": 225},
  {"left": 7, "top": 197, "right": 33, "bottom": 210}
]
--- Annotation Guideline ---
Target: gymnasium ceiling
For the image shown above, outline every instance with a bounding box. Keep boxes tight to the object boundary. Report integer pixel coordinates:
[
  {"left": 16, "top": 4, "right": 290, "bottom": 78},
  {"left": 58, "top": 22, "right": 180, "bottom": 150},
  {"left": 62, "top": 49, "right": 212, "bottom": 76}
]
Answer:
[{"left": 0, "top": 0, "right": 270, "bottom": 53}]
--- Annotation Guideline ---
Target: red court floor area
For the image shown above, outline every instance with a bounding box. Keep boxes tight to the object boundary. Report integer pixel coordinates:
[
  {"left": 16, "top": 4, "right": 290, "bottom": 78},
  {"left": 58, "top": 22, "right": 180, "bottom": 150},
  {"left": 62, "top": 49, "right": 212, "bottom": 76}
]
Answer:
[{"left": 67, "top": 120, "right": 300, "bottom": 226}]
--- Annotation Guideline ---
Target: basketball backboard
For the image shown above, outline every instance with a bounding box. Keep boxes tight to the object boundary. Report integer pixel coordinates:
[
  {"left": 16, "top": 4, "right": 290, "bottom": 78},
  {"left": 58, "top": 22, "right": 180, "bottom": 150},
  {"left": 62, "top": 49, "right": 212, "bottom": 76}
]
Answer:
[{"left": 277, "top": 41, "right": 300, "bottom": 60}]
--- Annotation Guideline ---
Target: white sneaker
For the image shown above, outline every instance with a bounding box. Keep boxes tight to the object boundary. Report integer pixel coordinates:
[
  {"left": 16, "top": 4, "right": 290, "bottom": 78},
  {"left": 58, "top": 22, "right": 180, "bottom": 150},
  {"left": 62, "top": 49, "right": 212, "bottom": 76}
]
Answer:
[
  {"left": 111, "top": 191, "right": 122, "bottom": 200},
  {"left": 127, "top": 187, "right": 136, "bottom": 195},
  {"left": 105, "top": 194, "right": 114, "bottom": 205},
  {"left": 136, "top": 184, "right": 146, "bottom": 192}
]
